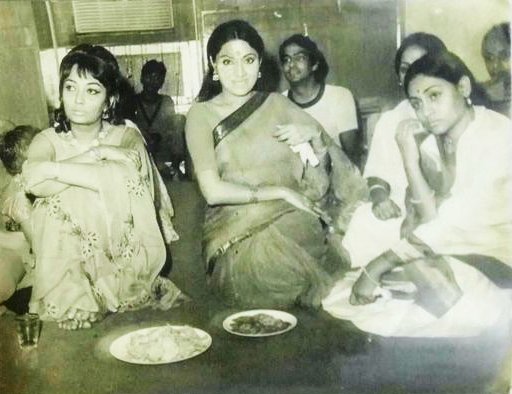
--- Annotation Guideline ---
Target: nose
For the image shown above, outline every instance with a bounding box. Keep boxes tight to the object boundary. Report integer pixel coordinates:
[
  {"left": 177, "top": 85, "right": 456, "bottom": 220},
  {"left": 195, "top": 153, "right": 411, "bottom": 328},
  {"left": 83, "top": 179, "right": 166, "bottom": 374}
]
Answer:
[
  {"left": 234, "top": 60, "right": 246, "bottom": 77},
  {"left": 74, "top": 88, "right": 85, "bottom": 104}
]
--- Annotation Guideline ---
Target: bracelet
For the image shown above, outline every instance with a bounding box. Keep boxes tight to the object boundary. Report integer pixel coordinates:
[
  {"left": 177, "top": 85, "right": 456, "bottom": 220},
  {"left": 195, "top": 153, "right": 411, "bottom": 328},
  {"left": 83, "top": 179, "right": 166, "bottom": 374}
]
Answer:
[
  {"left": 361, "top": 266, "right": 380, "bottom": 287},
  {"left": 89, "top": 147, "right": 102, "bottom": 161},
  {"left": 248, "top": 186, "right": 258, "bottom": 203},
  {"left": 409, "top": 189, "right": 435, "bottom": 204}
]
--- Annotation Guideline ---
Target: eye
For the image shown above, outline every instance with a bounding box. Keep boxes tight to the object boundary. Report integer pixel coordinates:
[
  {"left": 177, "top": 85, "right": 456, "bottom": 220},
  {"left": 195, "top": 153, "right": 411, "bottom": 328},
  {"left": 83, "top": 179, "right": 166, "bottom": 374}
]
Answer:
[
  {"left": 221, "top": 58, "right": 232, "bottom": 66},
  {"left": 429, "top": 91, "right": 441, "bottom": 101},
  {"left": 87, "top": 88, "right": 101, "bottom": 95},
  {"left": 245, "top": 56, "right": 256, "bottom": 64},
  {"left": 63, "top": 83, "right": 75, "bottom": 92}
]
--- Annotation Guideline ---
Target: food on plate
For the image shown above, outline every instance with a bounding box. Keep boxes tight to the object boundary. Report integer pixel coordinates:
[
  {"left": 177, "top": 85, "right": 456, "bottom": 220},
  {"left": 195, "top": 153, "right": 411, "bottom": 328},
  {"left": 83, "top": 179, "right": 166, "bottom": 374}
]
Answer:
[
  {"left": 229, "top": 313, "right": 292, "bottom": 335},
  {"left": 126, "top": 325, "right": 208, "bottom": 363}
]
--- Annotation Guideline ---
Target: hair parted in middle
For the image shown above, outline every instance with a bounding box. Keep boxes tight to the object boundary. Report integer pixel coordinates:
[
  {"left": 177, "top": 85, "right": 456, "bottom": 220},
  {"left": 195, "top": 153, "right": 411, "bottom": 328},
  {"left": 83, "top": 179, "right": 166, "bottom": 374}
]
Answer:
[
  {"left": 278, "top": 34, "right": 329, "bottom": 84},
  {"left": 196, "top": 19, "right": 279, "bottom": 102},
  {"left": 403, "top": 50, "right": 487, "bottom": 106}
]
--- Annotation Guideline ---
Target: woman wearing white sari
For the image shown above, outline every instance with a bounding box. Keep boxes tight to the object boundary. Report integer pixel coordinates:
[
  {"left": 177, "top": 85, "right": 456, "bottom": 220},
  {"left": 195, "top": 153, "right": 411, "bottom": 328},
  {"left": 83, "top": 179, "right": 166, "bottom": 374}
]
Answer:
[{"left": 323, "top": 51, "right": 512, "bottom": 337}]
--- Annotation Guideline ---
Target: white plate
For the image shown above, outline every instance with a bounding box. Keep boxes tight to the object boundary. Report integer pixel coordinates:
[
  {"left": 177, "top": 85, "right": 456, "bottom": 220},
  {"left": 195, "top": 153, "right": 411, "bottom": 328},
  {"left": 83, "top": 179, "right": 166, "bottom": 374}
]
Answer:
[
  {"left": 223, "top": 309, "right": 297, "bottom": 337},
  {"left": 109, "top": 325, "right": 212, "bottom": 365}
]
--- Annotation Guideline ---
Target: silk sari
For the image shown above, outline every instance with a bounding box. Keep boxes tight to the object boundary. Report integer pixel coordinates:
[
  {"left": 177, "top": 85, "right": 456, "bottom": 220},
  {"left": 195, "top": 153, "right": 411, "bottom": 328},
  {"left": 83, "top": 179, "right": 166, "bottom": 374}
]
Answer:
[{"left": 199, "top": 92, "right": 340, "bottom": 308}]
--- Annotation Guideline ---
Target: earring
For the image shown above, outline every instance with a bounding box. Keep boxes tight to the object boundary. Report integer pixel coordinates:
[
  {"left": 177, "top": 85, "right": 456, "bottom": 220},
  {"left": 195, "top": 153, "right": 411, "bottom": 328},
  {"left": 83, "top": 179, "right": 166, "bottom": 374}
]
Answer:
[
  {"left": 465, "top": 97, "right": 472, "bottom": 106},
  {"left": 257, "top": 71, "right": 261, "bottom": 79},
  {"left": 212, "top": 71, "right": 219, "bottom": 81}
]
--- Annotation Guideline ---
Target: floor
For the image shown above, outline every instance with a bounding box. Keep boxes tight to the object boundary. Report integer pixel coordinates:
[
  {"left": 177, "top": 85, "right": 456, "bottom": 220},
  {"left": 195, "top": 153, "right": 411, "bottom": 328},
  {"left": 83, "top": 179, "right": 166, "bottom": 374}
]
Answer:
[{"left": 1, "top": 179, "right": 511, "bottom": 394}]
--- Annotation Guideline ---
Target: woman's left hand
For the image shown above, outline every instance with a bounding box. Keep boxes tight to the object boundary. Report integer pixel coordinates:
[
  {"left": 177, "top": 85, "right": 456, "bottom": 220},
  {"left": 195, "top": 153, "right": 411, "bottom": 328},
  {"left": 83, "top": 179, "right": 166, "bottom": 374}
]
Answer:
[
  {"left": 273, "top": 124, "right": 320, "bottom": 146},
  {"left": 349, "top": 270, "right": 379, "bottom": 305}
]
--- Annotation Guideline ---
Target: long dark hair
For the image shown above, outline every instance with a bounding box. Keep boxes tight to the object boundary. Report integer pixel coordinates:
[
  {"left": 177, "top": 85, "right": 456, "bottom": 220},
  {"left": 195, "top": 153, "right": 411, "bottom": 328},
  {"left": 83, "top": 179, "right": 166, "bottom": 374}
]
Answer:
[
  {"left": 278, "top": 34, "right": 329, "bottom": 83},
  {"left": 404, "top": 50, "right": 487, "bottom": 106},
  {"left": 196, "top": 20, "right": 277, "bottom": 102},
  {"left": 54, "top": 45, "right": 124, "bottom": 133}
]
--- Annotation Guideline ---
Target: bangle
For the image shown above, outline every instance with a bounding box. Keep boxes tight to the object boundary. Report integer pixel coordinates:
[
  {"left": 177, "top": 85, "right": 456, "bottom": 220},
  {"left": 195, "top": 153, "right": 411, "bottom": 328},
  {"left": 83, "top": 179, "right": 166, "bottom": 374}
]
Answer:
[
  {"left": 248, "top": 186, "right": 258, "bottom": 203},
  {"left": 361, "top": 266, "right": 380, "bottom": 287},
  {"left": 89, "top": 147, "right": 102, "bottom": 161},
  {"left": 409, "top": 189, "right": 435, "bottom": 204}
]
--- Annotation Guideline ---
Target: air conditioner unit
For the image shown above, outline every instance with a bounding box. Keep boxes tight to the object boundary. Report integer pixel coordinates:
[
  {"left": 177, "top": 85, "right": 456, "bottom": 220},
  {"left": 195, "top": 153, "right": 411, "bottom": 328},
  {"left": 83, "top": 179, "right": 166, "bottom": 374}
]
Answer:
[{"left": 72, "top": 0, "right": 174, "bottom": 34}]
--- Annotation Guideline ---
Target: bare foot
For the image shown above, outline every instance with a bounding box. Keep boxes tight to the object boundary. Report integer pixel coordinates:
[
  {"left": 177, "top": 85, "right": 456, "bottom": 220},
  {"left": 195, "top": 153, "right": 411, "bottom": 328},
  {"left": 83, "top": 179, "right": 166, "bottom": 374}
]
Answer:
[{"left": 57, "top": 309, "right": 103, "bottom": 330}]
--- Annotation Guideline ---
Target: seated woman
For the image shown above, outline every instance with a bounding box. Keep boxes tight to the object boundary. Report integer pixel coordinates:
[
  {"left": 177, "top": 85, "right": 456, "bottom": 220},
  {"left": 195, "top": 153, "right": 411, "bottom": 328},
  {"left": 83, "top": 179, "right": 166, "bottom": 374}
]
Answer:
[
  {"left": 186, "top": 20, "right": 346, "bottom": 309},
  {"left": 342, "top": 33, "right": 447, "bottom": 268},
  {"left": 22, "top": 45, "right": 182, "bottom": 330},
  {"left": 323, "top": 51, "right": 512, "bottom": 337},
  {"left": 0, "top": 125, "right": 39, "bottom": 313}
]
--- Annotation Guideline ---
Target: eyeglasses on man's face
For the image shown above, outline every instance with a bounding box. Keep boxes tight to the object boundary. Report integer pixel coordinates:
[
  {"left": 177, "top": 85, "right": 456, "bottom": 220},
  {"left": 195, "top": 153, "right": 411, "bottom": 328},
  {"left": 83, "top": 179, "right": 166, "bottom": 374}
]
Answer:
[{"left": 281, "top": 52, "right": 310, "bottom": 66}]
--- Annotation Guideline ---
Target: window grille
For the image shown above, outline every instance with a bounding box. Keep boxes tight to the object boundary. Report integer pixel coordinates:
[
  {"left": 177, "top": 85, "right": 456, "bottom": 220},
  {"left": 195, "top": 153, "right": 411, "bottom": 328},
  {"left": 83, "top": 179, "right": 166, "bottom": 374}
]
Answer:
[{"left": 72, "top": 0, "right": 174, "bottom": 34}]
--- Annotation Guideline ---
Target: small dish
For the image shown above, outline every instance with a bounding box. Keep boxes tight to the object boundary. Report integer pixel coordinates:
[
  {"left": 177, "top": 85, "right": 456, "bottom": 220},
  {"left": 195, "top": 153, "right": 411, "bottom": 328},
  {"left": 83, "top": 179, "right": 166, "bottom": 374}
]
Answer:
[{"left": 223, "top": 309, "right": 297, "bottom": 337}]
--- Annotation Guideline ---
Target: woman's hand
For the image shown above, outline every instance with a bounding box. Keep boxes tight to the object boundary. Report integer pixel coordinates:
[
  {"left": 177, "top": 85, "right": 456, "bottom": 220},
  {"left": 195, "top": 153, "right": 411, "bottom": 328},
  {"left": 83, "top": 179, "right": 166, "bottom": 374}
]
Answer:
[
  {"left": 372, "top": 198, "right": 401, "bottom": 220},
  {"left": 281, "top": 188, "right": 330, "bottom": 222},
  {"left": 349, "top": 270, "right": 379, "bottom": 305},
  {"left": 395, "top": 119, "right": 422, "bottom": 164},
  {"left": 273, "top": 124, "right": 320, "bottom": 146},
  {"left": 97, "top": 146, "right": 142, "bottom": 170}
]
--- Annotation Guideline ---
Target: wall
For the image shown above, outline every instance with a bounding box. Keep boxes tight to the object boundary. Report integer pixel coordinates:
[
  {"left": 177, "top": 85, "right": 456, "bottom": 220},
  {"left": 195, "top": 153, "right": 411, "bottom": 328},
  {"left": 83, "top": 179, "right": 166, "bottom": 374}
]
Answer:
[
  {"left": 404, "top": 0, "right": 510, "bottom": 81},
  {"left": 0, "top": 1, "right": 48, "bottom": 129}
]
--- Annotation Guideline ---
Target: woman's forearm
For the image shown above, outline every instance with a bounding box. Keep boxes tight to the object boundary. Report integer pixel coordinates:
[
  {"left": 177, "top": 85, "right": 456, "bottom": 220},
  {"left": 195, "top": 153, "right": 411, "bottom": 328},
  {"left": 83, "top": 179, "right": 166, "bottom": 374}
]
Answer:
[
  {"left": 402, "top": 159, "right": 437, "bottom": 221},
  {"left": 27, "top": 160, "right": 101, "bottom": 196},
  {"left": 197, "top": 172, "right": 285, "bottom": 206}
]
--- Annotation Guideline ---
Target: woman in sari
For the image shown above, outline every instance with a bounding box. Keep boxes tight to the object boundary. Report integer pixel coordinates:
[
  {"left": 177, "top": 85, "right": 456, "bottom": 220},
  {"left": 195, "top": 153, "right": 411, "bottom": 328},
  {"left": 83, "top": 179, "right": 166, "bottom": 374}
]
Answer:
[
  {"left": 342, "top": 33, "right": 447, "bottom": 268},
  {"left": 186, "top": 20, "right": 343, "bottom": 308},
  {"left": 323, "top": 51, "right": 512, "bottom": 337},
  {"left": 22, "top": 45, "right": 182, "bottom": 330}
]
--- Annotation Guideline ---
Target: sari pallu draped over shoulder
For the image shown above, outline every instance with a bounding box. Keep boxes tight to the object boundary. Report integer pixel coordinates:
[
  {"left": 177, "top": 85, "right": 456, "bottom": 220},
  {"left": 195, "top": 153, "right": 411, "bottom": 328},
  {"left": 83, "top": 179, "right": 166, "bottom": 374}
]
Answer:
[{"left": 202, "top": 92, "right": 333, "bottom": 278}]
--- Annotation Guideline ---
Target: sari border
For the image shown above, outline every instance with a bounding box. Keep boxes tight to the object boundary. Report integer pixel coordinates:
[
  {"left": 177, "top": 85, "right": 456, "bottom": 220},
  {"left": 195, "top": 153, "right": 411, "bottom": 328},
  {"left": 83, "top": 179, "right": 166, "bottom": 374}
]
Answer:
[{"left": 212, "top": 91, "right": 270, "bottom": 147}]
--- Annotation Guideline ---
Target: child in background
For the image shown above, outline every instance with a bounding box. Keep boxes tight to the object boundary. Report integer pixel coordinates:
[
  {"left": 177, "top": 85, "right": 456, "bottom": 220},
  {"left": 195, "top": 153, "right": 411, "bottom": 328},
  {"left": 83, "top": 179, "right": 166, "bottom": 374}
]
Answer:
[{"left": 0, "top": 125, "right": 39, "bottom": 314}]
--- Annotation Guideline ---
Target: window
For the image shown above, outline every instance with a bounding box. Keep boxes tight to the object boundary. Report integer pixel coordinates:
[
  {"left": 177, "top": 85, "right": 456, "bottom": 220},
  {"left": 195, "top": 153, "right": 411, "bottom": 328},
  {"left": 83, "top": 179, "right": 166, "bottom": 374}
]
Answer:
[{"left": 72, "top": 0, "right": 174, "bottom": 34}]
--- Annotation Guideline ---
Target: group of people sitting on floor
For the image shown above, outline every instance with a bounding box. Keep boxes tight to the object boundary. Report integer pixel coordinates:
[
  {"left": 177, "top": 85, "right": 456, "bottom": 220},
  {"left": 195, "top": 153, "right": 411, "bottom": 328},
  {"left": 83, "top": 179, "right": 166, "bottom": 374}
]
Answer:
[{"left": 1, "top": 19, "right": 510, "bottom": 339}]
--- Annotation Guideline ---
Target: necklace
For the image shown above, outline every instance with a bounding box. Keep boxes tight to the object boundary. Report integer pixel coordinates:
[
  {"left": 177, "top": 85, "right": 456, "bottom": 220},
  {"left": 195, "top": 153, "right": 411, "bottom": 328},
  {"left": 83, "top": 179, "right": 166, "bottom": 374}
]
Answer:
[{"left": 61, "top": 123, "right": 108, "bottom": 148}]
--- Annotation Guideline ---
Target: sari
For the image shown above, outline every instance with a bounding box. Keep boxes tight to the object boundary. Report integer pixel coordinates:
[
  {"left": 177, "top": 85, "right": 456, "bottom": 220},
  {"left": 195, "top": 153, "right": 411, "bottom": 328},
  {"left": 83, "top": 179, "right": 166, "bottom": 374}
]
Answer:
[
  {"left": 323, "top": 106, "right": 512, "bottom": 337},
  {"left": 188, "top": 92, "right": 342, "bottom": 308},
  {"left": 29, "top": 125, "right": 181, "bottom": 321}
]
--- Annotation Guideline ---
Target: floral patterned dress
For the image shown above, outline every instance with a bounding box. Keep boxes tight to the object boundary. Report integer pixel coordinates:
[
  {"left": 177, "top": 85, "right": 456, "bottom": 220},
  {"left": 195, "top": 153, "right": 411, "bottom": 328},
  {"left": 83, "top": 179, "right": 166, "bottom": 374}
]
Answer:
[{"left": 29, "top": 125, "right": 180, "bottom": 321}]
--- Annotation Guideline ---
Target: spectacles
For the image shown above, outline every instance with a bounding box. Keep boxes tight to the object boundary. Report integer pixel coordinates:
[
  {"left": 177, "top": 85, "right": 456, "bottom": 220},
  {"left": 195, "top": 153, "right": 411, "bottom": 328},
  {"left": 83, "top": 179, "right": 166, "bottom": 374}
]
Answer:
[{"left": 281, "top": 53, "right": 309, "bottom": 65}]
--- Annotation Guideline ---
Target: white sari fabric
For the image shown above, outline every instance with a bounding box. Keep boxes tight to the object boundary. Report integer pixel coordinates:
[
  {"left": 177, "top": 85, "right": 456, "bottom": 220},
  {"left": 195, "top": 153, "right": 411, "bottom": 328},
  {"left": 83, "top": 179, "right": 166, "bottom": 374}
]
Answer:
[
  {"left": 343, "top": 100, "right": 415, "bottom": 267},
  {"left": 323, "top": 106, "right": 512, "bottom": 337}
]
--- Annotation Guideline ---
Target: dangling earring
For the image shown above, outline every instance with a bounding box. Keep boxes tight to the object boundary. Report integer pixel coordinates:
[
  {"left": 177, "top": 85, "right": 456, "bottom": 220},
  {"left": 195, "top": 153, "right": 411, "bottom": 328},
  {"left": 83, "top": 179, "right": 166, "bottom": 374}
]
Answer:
[
  {"left": 102, "top": 109, "right": 109, "bottom": 120},
  {"left": 212, "top": 71, "right": 219, "bottom": 81},
  {"left": 257, "top": 71, "right": 261, "bottom": 79},
  {"left": 465, "top": 96, "right": 472, "bottom": 106}
]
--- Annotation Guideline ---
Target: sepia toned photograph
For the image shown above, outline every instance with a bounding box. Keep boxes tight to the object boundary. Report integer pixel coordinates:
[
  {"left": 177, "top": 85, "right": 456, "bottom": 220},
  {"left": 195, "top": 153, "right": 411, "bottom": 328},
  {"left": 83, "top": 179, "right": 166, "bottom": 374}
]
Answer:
[{"left": 0, "top": 1, "right": 511, "bottom": 393}]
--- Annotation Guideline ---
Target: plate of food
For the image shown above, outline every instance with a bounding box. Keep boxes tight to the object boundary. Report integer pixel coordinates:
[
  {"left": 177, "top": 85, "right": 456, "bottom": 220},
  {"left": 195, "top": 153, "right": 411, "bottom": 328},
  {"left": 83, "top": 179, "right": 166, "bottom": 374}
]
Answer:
[
  {"left": 109, "top": 325, "right": 212, "bottom": 364},
  {"left": 223, "top": 309, "right": 297, "bottom": 337}
]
